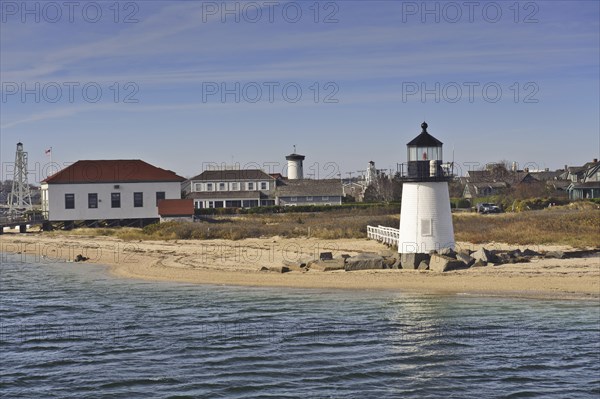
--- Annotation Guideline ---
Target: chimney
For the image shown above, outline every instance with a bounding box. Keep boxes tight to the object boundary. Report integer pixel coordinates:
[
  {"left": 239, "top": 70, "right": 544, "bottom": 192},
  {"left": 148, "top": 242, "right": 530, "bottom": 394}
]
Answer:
[
  {"left": 564, "top": 164, "right": 568, "bottom": 171},
  {"left": 594, "top": 158, "right": 598, "bottom": 163}
]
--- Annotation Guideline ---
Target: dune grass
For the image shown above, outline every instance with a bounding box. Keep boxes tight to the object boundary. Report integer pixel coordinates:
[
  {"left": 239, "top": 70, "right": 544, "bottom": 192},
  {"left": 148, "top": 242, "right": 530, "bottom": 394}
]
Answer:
[{"left": 41, "top": 206, "right": 599, "bottom": 248}]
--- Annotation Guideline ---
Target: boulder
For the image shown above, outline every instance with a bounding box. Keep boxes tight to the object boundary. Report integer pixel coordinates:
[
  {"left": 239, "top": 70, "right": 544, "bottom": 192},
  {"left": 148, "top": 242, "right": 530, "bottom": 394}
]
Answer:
[
  {"left": 391, "top": 257, "right": 402, "bottom": 269},
  {"left": 74, "top": 254, "right": 88, "bottom": 262},
  {"left": 522, "top": 248, "right": 541, "bottom": 257},
  {"left": 544, "top": 251, "right": 566, "bottom": 259},
  {"left": 400, "top": 253, "right": 431, "bottom": 269},
  {"left": 309, "top": 259, "right": 345, "bottom": 271},
  {"left": 472, "top": 247, "right": 496, "bottom": 263},
  {"left": 456, "top": 252, "right": 475, "bottom": 267},
  {"left": 417, "top": 260, "right": 429, "bottom": 270},
  {"left": 259, "top": 266, "right": 290, "bottom": 273},
  {"left": 383, "top": 256, "right": 397, "bottom": 269},
  {"left": 429, "top": 254, "right": 469, "bottom": 272},
  {"left": 344, "top": 253, "right": 384, "bottom": 271},
  {"left": 319, "top": 252, "right": 333, "bottom": 261},
  {"left": 439, "top": 247, "right": 457, "bottom": 258},
  {"left": 471, "top": 260, "right": 488, "bottom": 267},
  {"left": 282, "top": 258, "right": 312, "bottom": 269}
]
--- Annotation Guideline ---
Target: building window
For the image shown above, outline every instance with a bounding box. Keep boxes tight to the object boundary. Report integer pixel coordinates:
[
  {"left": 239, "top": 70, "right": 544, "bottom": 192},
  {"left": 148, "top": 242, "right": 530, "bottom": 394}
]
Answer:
[
  {"left": 134, "top": 192, "right": 143, "bottom": 207},
  {"left": 193, "top": 183, "right": 202, "bottom": 192},
  {"left": 291, "top": 197, "right": 297, "bottom": 202},
  {"left": 214, "top": 201, "right": 224, "bottom": 208},
  {"left": 156, "top": 191, "right": 165, "bottom": 206},
  {"left": 247, "top": 182, "right": 254, "bottom": 190},
  {"left": 231, "top": 182, "right": 239, "bottom": 191},
  {"left": 65, "top": 194, "right": 75, "bottom": 209},
  {"left": 219, "top": 182, "right": 226, "bottom": 191},
  {"left": 111, "top": 193, "right": 121, "bottom": 208},
  {"left": 306, "top": 196, "right": 313, "bottom": 201},
  {"left": 88, "top": 193, "right": 98, "bottom": 209},
  {"left": 206, "top": 183, "right": 213, "bottom": 191},
  {"left": 322, "top": 196, "right": 329, "bottom": 201},
  {"left": 260, "top": 182, "right": 268, "bottom": 190}
]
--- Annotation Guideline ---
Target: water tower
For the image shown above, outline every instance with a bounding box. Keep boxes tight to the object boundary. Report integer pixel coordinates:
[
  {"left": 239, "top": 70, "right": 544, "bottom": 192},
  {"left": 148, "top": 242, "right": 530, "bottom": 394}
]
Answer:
[
  {"left": 286, "top": 147, "right": 305, "bottom": 180},
  {"left": 399, "top": 122, "right": 454, "bottom": 255}
]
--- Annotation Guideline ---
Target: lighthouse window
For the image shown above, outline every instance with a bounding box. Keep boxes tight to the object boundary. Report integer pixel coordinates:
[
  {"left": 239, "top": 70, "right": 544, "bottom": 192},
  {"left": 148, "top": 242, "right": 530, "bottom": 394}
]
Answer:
[{"left": 421, "top": 218, "right": 433, "bottom": 237}]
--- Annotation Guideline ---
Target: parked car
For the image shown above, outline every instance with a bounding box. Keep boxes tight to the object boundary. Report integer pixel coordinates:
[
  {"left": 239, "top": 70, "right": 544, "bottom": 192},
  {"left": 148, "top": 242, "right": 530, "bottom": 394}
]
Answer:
[{"left": 476, "top": 202, "right": 502, "bottom": 214}]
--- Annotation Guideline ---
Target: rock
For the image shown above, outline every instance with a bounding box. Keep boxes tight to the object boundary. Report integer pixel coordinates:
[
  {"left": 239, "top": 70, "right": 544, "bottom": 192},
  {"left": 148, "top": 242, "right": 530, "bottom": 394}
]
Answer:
[
  {"left": 319, "top": 252, "right": 333, "bottom": 261},
  {"left": 429, "top": 254, "right": 469, "bottom": 272},
  {"left": 309, "top": 259, "right": 345, "bottom": 271},
  {"left": 383, "top": 257, "right": 397, "bottom": 269},
  {"left": 456, "top": 252, "right": 475, "bottom": 267},
  {"left": 417, "top": 260, "right": 429, "bottom": 270},
  {"left": 471, "top": 260, "right": 488, "bottom": 267},
  {"left": 391, "top": 257, "right": 402, "bottom": 269},
  {"left": 282, "top": 258, "right": 312, "bottom": 269},
  {"left": 472, "top": 247, "right": 496, "bottom": 263},
  {"left": 260, "top": 266, "right": 290, "bottom": 273},
  {"left": 340, "top": 254, "right": 351, "bottom": 261},
  {"left": 74, "top": 254, "right": 88, "bottom": 262},
  {"left": 439, "top": 247, "right": 456, "bottom": 258},
  {"left": 400, "top": 253, "right": 430, "bottom": 270},
  {"left": 522, "top": 248, "right": 541, "bottom": 257},
  {"left": 344, "top": 253, "right": 384, "bottom": 271},
  {"left": 544, "top": 250, "right": 565, "bottom": 259}
]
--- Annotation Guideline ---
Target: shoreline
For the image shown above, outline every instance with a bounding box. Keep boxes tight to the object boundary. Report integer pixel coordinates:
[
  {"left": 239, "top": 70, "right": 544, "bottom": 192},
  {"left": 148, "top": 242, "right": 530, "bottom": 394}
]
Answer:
[{"left": 1, "top": 232, "right": 599, "bottom": 300}]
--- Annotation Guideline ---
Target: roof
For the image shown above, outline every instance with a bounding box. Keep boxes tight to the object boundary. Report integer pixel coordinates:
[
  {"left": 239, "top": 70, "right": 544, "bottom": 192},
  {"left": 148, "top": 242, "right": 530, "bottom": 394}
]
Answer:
[
  {"left": 158, "top": 199, "right": 194, "bottom": 216},
  {"left": 275, "top": 179, "right": 343, "bottom": 197},
  {"left": 188, "top": 169, "right": 275, "bottom": 182},
  {"left": 529, "top": 171, "right": 563, "bottom": 181},
  {"left": 466, "top": 170, "right": 532, "bottom": 185},
  {"left": 285, "top": 153, "right": 305, "bottom": 161},
  {"left": 42, "top": 160, "right": 185, "bottom": 184},
  {"left": 407, "top": 122, "right": 443, "bottom": 147},
  {"left": 570, "top": 182, "right": 600, "bottom": 189}
]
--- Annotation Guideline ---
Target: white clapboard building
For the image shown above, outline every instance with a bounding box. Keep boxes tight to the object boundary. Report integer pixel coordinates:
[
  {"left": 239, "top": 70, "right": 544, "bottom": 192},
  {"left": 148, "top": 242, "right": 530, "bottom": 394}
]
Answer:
[{"left": 41, "top": 160, "right": 185, "bottom": 224}]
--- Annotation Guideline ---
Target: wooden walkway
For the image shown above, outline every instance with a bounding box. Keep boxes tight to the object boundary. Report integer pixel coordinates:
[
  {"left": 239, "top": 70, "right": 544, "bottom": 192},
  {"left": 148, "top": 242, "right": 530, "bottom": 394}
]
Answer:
[{"left": 367, "top": 225, "right": 399, "bottom": 246}]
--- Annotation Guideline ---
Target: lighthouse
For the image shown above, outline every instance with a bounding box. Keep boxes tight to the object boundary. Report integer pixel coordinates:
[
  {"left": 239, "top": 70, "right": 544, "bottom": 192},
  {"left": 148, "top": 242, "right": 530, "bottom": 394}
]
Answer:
[
  {"left": 398, "top": 122, "right": 455, "bottom": 255},
  {"left": 286, "top": 147, "right": 305, "bottom": 180}
]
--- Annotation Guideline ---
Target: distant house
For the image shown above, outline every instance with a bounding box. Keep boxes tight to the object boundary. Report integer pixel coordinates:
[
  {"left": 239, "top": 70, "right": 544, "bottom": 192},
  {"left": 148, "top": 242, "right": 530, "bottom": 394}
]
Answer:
[
  {"left": 41, "top": 160, "right": 185, "bottom": 223},
  {"left": 462, "top": 182, "right": 508, "bottom": 199},
  {"left": 568, "top": 161, "right": 600, "bottom": 200},
  {"left": 462, "top": 169, "right": 533, "bottom": 199},
  {"left": 275, "top": 179, "right": 343, "bottom": 206},
  {"left": 184, "top": 169, "right": 277, "bottom": 209},
  {"left": 158, "top": 199, "right": 194, "bottom": 222}
]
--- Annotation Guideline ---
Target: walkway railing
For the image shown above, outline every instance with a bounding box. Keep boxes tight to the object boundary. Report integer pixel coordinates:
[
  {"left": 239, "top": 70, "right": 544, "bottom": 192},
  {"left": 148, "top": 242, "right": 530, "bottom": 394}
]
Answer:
[{"left": 367, "top": 225, "right": 399, "bottom": 246}]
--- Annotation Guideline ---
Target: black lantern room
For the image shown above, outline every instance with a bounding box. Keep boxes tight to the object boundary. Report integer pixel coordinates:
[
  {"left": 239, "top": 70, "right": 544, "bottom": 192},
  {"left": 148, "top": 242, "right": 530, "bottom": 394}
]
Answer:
[{"left": 406, "top": 122, "right": 447, "bottom": 181}]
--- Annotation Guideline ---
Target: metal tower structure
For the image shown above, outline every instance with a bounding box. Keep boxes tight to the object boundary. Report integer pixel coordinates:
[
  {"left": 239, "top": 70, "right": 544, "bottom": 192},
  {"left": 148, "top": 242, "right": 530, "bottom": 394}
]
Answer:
[{"left": 8, "top": 142, "right": 33, "bottom": 218}]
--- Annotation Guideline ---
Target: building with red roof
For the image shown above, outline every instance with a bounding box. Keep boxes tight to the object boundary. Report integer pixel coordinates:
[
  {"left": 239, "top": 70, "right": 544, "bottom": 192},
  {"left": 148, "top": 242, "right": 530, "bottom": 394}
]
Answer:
[{"left": 41, "top": 160, "right": 185, "bottom": 223}]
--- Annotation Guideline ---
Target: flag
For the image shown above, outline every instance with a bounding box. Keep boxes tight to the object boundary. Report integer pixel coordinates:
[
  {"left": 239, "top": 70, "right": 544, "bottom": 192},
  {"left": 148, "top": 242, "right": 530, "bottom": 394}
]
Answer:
[{"left": 45, "top": 147, "right": 52, "bottom": 156}]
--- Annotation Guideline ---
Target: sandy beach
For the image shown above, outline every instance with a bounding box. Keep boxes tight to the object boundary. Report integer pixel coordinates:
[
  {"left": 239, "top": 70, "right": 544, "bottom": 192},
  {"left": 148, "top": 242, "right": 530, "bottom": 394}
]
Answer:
[{"left": 1, "top": 232, "right": 599, "bottom": 299}]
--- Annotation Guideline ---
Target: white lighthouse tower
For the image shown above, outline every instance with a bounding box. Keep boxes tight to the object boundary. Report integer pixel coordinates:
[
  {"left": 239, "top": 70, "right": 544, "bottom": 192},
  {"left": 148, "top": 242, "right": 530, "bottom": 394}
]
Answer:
[
  {"left": 286, "top": 147, "right": 305, "bottom": 180},
  {"left": 399, "top": 122, "right": 455, "bottom": 255}
]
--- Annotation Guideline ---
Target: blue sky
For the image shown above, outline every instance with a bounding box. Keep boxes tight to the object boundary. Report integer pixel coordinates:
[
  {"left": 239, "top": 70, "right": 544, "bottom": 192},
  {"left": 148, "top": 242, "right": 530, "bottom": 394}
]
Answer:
[{"left": 1, "top": 0, "right": 599, "bottom": 182}]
